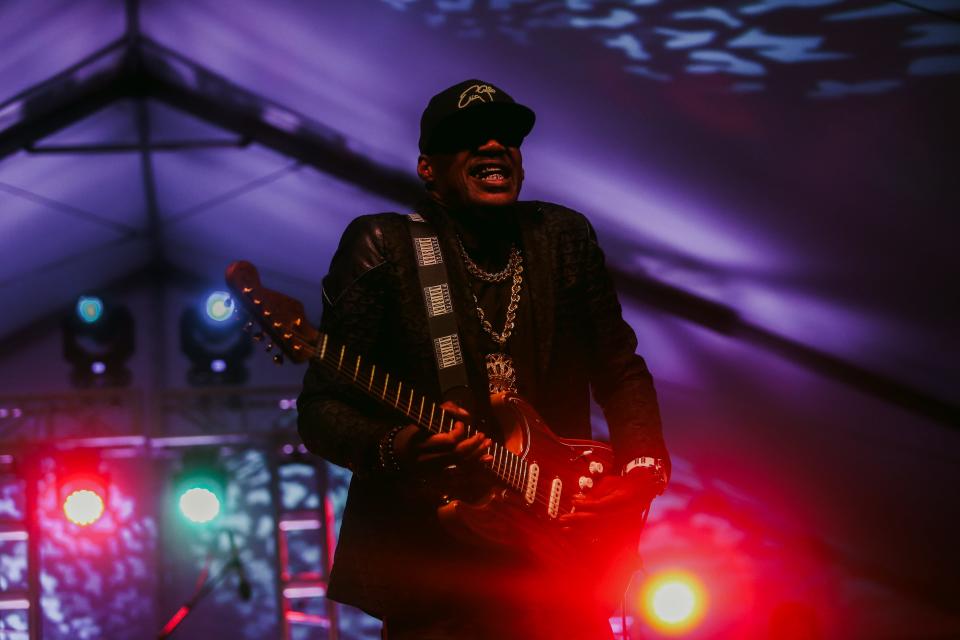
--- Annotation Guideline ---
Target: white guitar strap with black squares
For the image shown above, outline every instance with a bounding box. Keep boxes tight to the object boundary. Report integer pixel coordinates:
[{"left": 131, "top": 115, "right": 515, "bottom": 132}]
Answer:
[{"left": 407, "top": 212, "right": 470, "bottom": 394}]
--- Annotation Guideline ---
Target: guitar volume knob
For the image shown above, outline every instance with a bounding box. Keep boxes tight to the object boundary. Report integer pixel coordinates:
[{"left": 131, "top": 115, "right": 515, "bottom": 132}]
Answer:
[
  {"left": 578, "top": 476, "right": 594, "bottom": 490},
  {"left": 588, "top": 461, "right": 604, "bottom": 475}
]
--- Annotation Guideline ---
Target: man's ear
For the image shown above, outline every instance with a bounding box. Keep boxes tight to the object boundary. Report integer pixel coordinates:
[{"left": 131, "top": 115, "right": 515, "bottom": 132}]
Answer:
[{"left": 417, "top": 155, "right": 433, "bottom": 184}]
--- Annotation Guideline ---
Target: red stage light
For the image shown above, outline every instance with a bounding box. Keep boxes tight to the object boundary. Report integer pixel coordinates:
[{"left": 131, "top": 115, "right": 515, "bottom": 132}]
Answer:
[
  {"left": 62, "top": 488, "right": 105, "bottom": 526},
  {"left": 57, "top": 450, "right": 110, "bottom": 527},
  {"left": 641, "top": 570, "right": 707, "bottom": 634}
]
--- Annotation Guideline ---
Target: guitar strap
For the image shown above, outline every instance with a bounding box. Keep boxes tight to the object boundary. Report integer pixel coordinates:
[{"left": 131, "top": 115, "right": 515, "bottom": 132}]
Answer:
[{"left": 406, "top": 212, "right": 471, "bottom": 396}]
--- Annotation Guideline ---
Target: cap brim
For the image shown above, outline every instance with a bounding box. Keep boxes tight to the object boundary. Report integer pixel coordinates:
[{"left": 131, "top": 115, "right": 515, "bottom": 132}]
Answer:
[{"left": 422, "top": 102, "right": 536, "bottom": 153}]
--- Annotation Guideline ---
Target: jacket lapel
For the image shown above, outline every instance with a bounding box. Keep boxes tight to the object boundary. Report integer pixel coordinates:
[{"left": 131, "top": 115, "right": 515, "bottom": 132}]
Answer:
[{"left": 518, "top": 202, "right": 555, "bottom": 379}]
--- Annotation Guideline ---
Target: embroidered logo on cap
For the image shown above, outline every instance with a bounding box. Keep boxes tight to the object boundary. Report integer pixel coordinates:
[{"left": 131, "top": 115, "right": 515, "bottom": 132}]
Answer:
[{"left": 458, "top": 84, "right": 497, "bottom": 109}]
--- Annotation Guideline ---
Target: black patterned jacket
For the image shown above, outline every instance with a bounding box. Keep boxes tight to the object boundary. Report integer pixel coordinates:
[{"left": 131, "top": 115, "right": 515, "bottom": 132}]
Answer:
[{"left": 297, "top": 200, "right": 668, "bottom": 618}]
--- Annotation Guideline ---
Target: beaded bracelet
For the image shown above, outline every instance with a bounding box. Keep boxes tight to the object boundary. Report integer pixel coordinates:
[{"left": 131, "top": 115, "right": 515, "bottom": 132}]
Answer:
[{"left": 377, "top": 425, "right": 406, "bottom": 473}]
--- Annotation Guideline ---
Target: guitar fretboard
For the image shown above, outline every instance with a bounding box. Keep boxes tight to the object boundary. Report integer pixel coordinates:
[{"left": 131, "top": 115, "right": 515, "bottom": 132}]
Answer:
[{"left": 301, "top": 332, "right": 528, "bottom": 493}]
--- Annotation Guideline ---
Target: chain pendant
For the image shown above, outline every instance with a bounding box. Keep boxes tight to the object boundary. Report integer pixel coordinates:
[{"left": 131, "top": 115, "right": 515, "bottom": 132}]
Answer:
[{"left": 485, "top": 353, "right": 518, "bottom": 394}]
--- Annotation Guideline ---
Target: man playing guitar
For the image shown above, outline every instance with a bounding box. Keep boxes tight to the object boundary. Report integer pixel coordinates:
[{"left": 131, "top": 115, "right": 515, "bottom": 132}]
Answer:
[{"left": 296, "top": 79, "right": 669, "bottom": 639}]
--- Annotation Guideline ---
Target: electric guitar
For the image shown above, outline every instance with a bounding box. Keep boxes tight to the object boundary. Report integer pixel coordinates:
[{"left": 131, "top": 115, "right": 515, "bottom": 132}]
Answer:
[{"left": 226, "top": 260, "right": 640, "bottom": 609}]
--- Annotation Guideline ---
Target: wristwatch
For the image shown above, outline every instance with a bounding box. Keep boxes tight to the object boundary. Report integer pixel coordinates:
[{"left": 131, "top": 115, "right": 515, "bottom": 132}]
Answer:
[{"left": 623, "top": 456, "right": 668, "bottom": 494}]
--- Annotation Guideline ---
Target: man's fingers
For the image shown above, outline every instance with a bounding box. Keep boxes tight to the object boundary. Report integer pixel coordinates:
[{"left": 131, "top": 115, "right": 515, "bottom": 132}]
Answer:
[
  {"left": 572, "top": 489, "right": 638, "bottom": 513},
  {"left": 417, "top": 423, "right": 466, "bottom": 451},
  {"left": 454, "top": 433, "right": 489, "bottom": 453},
  {"left": 438, "top": 400, "right": 470, "bottom": 419}
]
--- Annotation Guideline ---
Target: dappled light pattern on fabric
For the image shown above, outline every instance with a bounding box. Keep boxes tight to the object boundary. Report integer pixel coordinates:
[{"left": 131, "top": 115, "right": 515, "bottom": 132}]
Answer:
[
  {"left": 163, "top": 449, "right": 280, "bottom": 640},
  {"left": 36, "top": 458, "right": 157, "bottom": 640},
  {"left": 380, "top": 0, "right": 960, "bottom": 95}
]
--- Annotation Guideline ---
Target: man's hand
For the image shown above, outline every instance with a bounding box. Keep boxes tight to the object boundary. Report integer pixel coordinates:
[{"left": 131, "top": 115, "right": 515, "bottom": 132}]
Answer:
[
  {"left": 557, "top": 468, "right": 661, "bottom": 531},
  {"left": 392, "top": 401, "right": 494, "bottom": 471}
]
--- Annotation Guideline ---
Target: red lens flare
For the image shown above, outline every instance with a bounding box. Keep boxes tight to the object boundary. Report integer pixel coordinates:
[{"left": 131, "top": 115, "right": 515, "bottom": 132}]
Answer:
[{"left": 640, "top": 570, "right": 708, "bottom": 634}]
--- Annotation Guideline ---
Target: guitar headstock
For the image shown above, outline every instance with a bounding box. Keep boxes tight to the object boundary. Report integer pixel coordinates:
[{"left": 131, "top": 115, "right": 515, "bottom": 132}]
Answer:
[{"left": 225, "top": 260, "right": 319, "bottom": 365}]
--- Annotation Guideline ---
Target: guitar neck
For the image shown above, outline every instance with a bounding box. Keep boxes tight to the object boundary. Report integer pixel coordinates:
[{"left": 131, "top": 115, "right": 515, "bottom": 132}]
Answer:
[{"left": 297, "top": 331, "right": 528, "bottom": 492}]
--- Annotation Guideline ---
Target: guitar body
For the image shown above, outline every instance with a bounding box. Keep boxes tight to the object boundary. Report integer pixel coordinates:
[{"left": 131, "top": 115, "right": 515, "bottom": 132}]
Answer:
[
  {"left": 437, "top": 393, "right": 636, "bottom": 610},
  {"left": 225, "top": 261, "right": 639, "bottom": 611}
]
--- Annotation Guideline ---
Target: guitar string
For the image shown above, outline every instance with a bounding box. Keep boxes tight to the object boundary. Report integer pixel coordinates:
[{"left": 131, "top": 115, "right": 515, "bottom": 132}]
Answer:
[
  {"left": 242, "top": 298, "right": 588, "bottom": 514},
  {"left": 267, "top": 324, "right": 580, "bottom": 514}
]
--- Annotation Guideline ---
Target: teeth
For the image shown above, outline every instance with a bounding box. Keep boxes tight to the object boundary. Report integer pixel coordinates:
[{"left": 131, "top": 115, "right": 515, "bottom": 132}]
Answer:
[
  {"left": 474, "top": 165, "right": 507, "bottom": 178},
  {"left": 482, "top": 173, "right": 504, "bottom": 181}
]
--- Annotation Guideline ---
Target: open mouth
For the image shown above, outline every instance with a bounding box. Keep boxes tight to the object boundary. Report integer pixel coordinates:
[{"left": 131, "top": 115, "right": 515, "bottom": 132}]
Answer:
[{"left": 469, "top": 162, "right": 512, "bottom": 184}]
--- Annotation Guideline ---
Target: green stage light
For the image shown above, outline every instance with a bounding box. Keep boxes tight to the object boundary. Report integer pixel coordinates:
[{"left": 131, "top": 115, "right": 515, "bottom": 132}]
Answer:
[
  {"left": 172, "top": 451, "right": 226, "bottom": 526},
  {"left": 178, "top": 487, "right": 221, "bottom": 524}
]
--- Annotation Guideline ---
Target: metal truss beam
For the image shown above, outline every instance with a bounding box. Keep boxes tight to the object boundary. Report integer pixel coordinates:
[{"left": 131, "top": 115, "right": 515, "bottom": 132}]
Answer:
[
  {"left": 0, "top": 37, "right": 422, "bottom": 206},
  {"left": 0, "top": 385, "right": 301, "bottom": 449}
]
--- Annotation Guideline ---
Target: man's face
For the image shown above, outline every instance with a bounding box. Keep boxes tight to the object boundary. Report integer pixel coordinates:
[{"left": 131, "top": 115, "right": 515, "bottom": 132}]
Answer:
[{"left": 418, "top": 137, "right": 524, "bottom": 210}]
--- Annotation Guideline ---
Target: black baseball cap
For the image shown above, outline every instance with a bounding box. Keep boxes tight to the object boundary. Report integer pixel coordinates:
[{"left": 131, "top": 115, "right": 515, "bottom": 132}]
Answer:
[{"left": 419, "top": 79, "right": 536, "bottom": 154}]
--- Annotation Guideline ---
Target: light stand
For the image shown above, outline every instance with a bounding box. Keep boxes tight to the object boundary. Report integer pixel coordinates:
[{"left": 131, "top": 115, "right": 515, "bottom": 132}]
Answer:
[{"left": 156, "top": 531, "right": 251, "bottom": 638}]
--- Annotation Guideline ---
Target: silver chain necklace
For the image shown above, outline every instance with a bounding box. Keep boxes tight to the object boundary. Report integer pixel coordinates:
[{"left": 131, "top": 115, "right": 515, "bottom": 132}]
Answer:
[
  {"left": 457, "top": 236, "right": 524, "bottom": 394},
  {"left": 457, "top": 237, "right": 524, "bottom": 346},
  {"left": 457, "top": 236, "right": 521, "bottom": 283}
]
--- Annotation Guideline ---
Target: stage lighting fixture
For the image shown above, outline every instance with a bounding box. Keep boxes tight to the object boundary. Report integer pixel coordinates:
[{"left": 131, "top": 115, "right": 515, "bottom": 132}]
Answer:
[
  {"left": 641, "top": 570, "right": 707, "bottom": 634},
  {"left": 76, "top": 296, "right": 104, "bottom": 324},
  {"left": 63, "top": 489, "right": 105, "bottom": 526},
  {"left": 57, "top": 451, "right": 109, "bottom": 527},
  {"left": 63, "top": 295, "right": 134, "bottom": 388},
  {"left": 180, "top": 292, "right": 251, "bottom": 386},
  {"left": 205, "top": 291, "right": 234, "bottom": 323},
  {"left": 173, "top": 451, "right": 226, "bottom": 526}
]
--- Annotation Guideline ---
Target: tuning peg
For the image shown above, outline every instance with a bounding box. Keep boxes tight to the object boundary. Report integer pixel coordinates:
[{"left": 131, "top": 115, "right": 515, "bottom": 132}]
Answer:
[
  {"left": 273, "top": 353, "right": 284, "bottom": 365},
  {"left": 265, "top": 343, "right": 274, "bottom": 352},
  {"left": 252, "top": 331, "right": 264, "bottom": 342}
]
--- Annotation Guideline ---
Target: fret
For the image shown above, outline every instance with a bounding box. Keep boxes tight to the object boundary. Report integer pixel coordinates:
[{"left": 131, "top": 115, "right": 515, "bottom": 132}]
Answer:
[
  {"left": 368, "top": 365, "right": 376, "bottom": 392},
  {"left": 417, "top": 396, "right": 425, "bottom": 424},
  {"left": 353, "top": 355, "right": 361, "bottom": 382},
  {"left": 337, "top": 345, "right": 345, "bottom": 371},
  {"left": 439, "top": 409, "right": 447, "bottom": 432},
  {"left": 428, "top": 403, "right": 436, "bottom": 431},
  {"left": 407, "top": 389, "right": 414, "bottom": 415},
  {"left": 319, "top": 335, "right": 328, "bottom": 360},
  {"left": 395, "top": 382, "right": 403, "bottom": 407},
  {"left": 382, "top": 373, "right": 390, "bottom": 401}
]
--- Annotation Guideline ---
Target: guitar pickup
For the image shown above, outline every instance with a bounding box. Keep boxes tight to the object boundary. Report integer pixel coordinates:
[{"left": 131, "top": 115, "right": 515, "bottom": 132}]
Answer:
[
  {"left": 547, "top": 477, "right": 562, "bottom": 519},
  {"left": 524, "top": 463, "right": 539, "bottom": 505}
]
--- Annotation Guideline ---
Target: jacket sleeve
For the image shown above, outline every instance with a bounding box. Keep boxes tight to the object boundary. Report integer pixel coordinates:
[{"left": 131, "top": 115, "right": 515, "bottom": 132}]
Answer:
[
  {"left": 297, "top": 215, "right": 399, "bottom": 473},
  {"left": 579, "top": 216, "right": 670, "bottom": 477}
]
